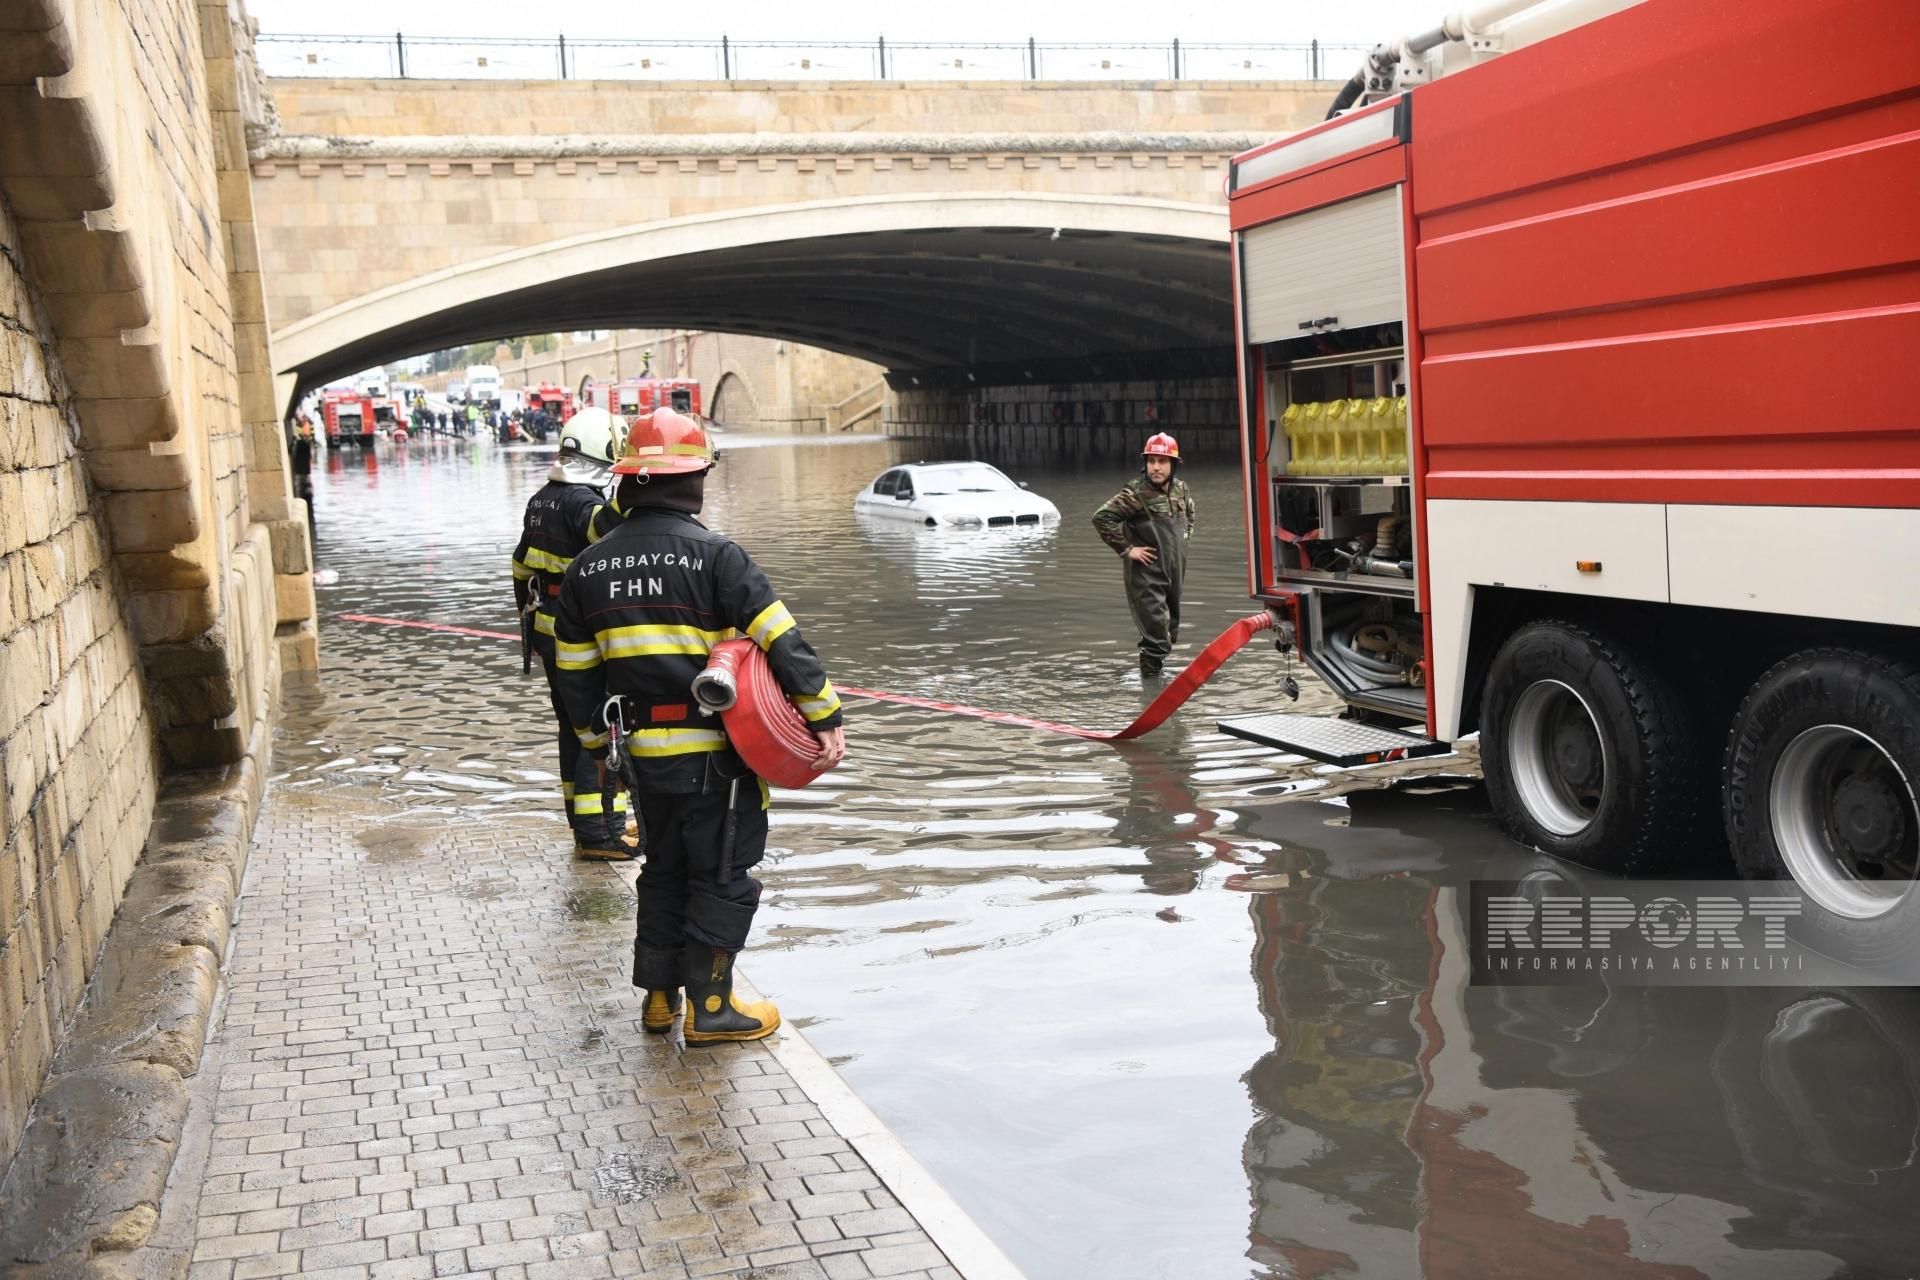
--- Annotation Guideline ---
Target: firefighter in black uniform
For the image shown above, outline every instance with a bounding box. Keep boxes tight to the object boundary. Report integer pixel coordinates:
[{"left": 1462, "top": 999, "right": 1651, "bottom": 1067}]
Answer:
[
  {"left": 553, "top": 409, "right": 846, "bottom": 1044},
  {"left": 511, "top": 407, "right": 639, "bottom": 860}
]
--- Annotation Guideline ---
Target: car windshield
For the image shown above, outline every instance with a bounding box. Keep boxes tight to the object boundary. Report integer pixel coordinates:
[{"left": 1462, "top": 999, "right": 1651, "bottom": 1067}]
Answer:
[{"left": 916, "top": 465, "right": 1016, "bottom": 495}]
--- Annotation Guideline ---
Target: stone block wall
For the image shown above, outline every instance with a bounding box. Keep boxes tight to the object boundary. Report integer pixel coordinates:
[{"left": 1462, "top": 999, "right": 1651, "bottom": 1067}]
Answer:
[
  {"left": 0, "top": 0, "right": 311, "bottom": 1175},
  {"left": 266, "top": 77, "right": 1345, "bottom": 140},
  {"left": 891, "top": 374, "right": 1240, "bottom": 462},
  {"left": 0, "top": 192, "right": 160, "bottom": 1183}
]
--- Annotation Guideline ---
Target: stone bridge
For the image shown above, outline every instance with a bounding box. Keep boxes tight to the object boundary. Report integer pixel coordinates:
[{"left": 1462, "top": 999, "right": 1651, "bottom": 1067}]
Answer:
[{"left": 252, "top": 78, "right": 1340, "bottom": 418}]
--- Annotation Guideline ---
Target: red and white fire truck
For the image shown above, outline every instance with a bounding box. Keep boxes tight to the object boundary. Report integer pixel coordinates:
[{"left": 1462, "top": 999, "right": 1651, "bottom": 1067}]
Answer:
[
  {"left": 1221, "top": 0, "right": 1920, "bottom": 923},
  {"left": 321, "top": 389, "right": 376, "bottom": 448},
  {"left": 583, "top": 377, "right": 702, "bottom": 420},
  {"left": 526, "top": 383, "right": 577, "bottom": 425}
]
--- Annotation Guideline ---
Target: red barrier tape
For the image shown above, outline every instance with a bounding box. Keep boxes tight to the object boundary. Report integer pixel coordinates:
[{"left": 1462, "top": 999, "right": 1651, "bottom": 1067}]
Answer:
[{"left": 336, "top": 610, "right": 1274, "bottom": 741}]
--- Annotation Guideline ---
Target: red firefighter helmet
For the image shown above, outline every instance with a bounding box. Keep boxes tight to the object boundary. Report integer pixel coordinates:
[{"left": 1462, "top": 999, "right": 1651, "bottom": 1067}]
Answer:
[
  {"left": 1142, "top": 432, "right": 1181, "bottom": 460},
  {"left": 613, "top": 408, "right": 714, "bottom": 475}
]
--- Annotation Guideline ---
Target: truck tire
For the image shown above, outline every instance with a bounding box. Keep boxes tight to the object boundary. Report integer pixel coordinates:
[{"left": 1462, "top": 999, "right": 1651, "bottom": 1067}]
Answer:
[
  {"left": 1480, "top": 620, "right": 1704, "bottom": 874},
  {"left": 1724, "top": 649, "right": 1920, "bottom": 962},
  {"left": 358, "top": 432, "right": 375, "bottom": 448}
]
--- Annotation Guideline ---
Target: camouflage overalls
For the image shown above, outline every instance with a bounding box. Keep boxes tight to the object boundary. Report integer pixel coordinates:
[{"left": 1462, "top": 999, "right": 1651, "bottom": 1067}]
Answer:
[{"left": 1092, "top": 475, "right": 1197, "bottom": 670}]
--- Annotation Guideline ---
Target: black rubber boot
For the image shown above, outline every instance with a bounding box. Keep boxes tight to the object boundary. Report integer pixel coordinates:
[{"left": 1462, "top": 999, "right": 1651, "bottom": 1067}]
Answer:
[
  {"left": 633, "top": 946, "right": 681, "bottom": 1035},
  {"left": 682, "top": 944, "right": 780, "bottom": 1044},
  {"left": 1140, "top": 653, "right": 1164, "bottom": 678}
]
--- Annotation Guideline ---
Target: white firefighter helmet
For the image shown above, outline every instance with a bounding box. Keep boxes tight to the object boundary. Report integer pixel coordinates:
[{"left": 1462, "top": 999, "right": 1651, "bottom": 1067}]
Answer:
[{"left": 558, "top": 406, "right": 620, "bottom": 466}]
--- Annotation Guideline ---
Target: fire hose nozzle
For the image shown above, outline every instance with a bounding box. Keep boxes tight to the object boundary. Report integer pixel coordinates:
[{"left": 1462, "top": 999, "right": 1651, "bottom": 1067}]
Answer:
[{"left": 690, "top": 665, "right": 738, "bottom": 713}]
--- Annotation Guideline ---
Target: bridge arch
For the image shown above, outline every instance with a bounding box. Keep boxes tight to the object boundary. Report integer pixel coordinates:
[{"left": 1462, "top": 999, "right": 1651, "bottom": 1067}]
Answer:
[
  {"left": 273, "top": 192, "right": 1230, "bottom": 408},
  {"left": 708, "top": 370, "right": 758, "bottom": 426}
]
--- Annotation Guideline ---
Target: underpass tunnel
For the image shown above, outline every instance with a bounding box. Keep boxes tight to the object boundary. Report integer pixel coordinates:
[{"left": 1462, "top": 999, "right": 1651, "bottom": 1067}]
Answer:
[{"left": 280, "top": 214, "right": 1242, "bottom": 455}]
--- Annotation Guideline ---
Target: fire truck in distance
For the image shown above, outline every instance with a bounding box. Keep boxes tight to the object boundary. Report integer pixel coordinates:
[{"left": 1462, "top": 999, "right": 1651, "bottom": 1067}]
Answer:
[
  {"left": 1222, "top": 0, "right": 1920, "bottom": 934},
  {"left": 526, "top": 383, "right": 576, "bottom": 426},
  {"left": 320, "top": 388, "right": 376, "bottom": 448},
  {"left": 583, "top": 377, "right": 701, "bottom": 420},
  {"left": 370, "top": 396, "right": 400, "bottom": 437}
]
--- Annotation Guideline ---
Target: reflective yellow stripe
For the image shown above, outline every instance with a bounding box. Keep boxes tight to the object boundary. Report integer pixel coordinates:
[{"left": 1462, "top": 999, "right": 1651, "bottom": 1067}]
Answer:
[
  {"left": 794, "top": 679, "right": 841, "bottom": 723},
  {"left": 746, "top": 601, "right": 795, "bottom": 649},
  {"left": 521, "top": 546, "right": 572, "bottom": 575},
  {"left": 597, "top": 623, "right": 736, "bottom": 658},
  {"left": 627, "top": 442, "right": 712, "bottom": 459},
  {"left": 533, "top": 612, "right": 557, "bottom": 636},
  {"left": 625, "top": 728, "right": 727, "bottom": 757},
  {"left": 512, "top": 561, "right": 533, "bottom": 580},
  {"left": 571, "top": 791, "right": 631, "bottom": 816},
  {"left": 562, "top": 782, "right": 575, "bottom": 799},
  {"left": 555, "top": 639, "right": 601, "bottom": 671},
  {"left": 575, "top": 725, "right": 609, "bottom": 749}
]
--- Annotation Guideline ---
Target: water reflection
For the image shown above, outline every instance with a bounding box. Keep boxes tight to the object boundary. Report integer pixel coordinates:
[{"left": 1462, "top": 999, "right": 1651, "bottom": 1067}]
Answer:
[
  {"left": 1240, "top": 786, "right": 1917, "bottom": 1279},
  {"left": 287, "top": 433, "right": 1920, "bottom": 1280}
]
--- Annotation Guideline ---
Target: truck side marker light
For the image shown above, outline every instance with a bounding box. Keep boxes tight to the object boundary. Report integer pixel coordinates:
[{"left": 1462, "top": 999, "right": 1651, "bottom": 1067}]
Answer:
[{"left": 1576, "top": 561, "right": 1602, "bottom": 573}]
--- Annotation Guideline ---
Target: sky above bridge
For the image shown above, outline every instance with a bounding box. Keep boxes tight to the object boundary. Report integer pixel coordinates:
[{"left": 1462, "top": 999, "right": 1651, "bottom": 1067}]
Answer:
[{"left": 246, "top": 0, "right": 1448, "bottom": 49}]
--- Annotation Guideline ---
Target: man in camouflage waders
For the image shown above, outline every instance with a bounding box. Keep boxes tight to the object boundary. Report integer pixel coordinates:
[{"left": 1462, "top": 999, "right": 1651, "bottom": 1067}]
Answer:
[{"left": 1093, "top": 432, "right": 1197, "bottom": 678}]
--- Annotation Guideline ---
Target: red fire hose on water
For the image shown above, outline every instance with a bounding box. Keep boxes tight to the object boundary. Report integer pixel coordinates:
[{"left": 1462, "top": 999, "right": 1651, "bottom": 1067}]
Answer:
[{"left": 338, "top": 611, "right": 1277, "bottom": 784}]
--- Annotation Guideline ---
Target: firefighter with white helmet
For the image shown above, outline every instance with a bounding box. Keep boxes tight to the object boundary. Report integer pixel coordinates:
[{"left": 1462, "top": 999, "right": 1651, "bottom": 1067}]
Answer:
[
  {"left": 552, "top": 408, "right": 846, "bottom": 1043},
  {"left": 511, "top": 406, "right": 639, "bottom": 859},
  {"left": 1093, "top": 432, "right": 1197, "bottom": 677}
]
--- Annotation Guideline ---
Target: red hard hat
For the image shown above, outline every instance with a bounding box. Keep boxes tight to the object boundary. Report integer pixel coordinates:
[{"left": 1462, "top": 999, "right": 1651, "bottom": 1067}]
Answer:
[
  {"left": 1142, "top": 432, "right": 1180, "bottom": 459},
  {"left": 613, "top": 408, "right": 714, "bottom": 475}
]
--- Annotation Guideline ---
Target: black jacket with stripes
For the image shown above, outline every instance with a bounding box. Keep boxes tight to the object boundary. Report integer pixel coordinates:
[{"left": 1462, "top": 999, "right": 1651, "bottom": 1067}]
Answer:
[
  {"left": 511, "top": 479, "right": 610, "bottom": 654},
  {"left": 552, "top": 507, "right": 843, "bottom": 793}
]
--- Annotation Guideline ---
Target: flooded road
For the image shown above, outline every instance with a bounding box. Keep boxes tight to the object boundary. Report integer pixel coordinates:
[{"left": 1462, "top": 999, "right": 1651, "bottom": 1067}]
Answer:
[{"left": 287, "top": 432, "right": 1920, "bottom": 1280}]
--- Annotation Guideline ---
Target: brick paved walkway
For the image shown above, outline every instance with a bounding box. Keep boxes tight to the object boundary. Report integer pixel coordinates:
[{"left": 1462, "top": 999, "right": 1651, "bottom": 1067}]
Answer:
[{"left": 180, "top": 786, "right": 961, "bottom": 1280}]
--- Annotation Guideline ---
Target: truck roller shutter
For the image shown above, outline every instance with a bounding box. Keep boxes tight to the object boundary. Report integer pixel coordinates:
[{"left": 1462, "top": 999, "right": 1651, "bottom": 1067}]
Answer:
[{"left": 1241, "top": 188, "right": 1404, "bottom": 345}]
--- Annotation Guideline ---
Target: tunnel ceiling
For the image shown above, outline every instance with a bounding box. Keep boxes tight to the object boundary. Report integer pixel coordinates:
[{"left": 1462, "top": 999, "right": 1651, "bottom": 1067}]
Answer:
[{"left": 297, "top": 225, "right": 1232, "bottom": 394}]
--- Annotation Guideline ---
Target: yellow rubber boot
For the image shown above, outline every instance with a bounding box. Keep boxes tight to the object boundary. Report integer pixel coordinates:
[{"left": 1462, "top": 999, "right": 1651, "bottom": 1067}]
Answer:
[
  {"left": 682, "top": 946, "right": 781, "bottom": 1044},
  {"left": 634, "top": 946, "right": 681, "bottom": 1034},
  {"left": 642, "top": 989, "right": 681, "bottom": 1034}
]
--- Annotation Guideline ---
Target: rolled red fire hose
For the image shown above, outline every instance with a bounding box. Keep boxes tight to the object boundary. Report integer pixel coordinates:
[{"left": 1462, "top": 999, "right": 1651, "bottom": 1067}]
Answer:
[{"left": 696, "top": 638, "right": 831, "bottom": 790}]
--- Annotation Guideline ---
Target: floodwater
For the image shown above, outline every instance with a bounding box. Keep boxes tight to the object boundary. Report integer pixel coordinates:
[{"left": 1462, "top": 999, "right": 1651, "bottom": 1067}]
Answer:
[{"left": 285, "top": 432, "right": 1920, "bottom": 1280}]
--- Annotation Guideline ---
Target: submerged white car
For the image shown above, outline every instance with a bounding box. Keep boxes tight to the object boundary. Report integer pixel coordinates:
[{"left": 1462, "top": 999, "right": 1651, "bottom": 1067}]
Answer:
[{"left": 854, "top": 462, "right": 1060, "bottom": 529}]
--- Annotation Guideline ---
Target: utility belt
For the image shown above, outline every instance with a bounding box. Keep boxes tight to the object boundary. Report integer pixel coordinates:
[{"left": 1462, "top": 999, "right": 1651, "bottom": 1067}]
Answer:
[{"left": 609, "top": 698, "right": 701, "bottom": 726}]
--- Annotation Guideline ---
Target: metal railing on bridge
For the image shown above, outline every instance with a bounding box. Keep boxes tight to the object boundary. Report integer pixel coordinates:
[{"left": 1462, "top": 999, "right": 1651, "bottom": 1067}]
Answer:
[{"left": 257, "top": 33, "right": 1367, "bottom": 82}]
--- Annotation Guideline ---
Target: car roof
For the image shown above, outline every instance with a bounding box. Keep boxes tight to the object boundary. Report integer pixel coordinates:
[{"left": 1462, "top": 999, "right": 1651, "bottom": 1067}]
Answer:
[{"left": 894, "top": 461, "right": 998, "bottom": 472}]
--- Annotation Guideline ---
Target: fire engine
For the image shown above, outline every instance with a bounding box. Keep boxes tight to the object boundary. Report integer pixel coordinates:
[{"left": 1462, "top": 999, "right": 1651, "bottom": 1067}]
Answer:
[
  {"left": 583, "top": 377, "right": 701, "bottom": 420},
  {"left": 1220, "top": 0, "right": 1920, "bottom": 930},
  {"left": 321, "top": 389, "right": 375, "bottom": 448},
  {"left": 526, "top": 383, "right": 577, "bottom": 425},
  {"left": 370, "top": 396, "right": 399, "bottom": 436}
]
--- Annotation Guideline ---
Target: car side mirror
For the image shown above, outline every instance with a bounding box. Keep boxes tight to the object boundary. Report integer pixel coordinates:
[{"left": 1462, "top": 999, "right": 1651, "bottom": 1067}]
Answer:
[
  {"left": 1018, "top": 481, "right": 1030, "bottom": 489},
  {"left": 894, "top": 490, "right": 913, "bottom": 501}
]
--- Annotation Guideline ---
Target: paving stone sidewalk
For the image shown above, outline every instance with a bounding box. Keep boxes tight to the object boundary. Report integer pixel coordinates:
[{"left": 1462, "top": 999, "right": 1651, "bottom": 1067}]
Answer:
[{"left": 179, "top": 786, "right": 958, "bottom": 1280}]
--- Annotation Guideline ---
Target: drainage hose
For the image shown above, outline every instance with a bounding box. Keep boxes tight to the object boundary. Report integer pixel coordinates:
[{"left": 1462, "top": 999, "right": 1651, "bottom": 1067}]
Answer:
[{"left": 340, "top": 610, "right": 1276, "bottom": 744}]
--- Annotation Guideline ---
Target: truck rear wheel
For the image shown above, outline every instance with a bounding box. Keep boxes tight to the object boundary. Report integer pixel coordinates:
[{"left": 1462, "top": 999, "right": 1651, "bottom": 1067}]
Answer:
[
  {"left": 1480, "top": 620, "right": 1703, "bottom": 874},
  {"left": 1724, "top": 650, "right": 1920, "bottom": 948}
]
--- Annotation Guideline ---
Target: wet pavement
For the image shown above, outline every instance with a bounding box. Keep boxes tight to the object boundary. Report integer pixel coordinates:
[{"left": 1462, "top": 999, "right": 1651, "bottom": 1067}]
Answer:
[{"left": 264, "top": 431, "right": 1919, "bottom": 1280}]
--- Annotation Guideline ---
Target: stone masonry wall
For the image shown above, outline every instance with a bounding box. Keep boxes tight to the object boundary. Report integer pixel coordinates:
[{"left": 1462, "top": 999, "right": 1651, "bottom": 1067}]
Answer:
[
  {"left": 266, "top": 77, "right": 1344, "bottom": 140},
  {"left": 0, "top": 190, "right": 160, "bottom": 1184},
  {"left": 0, "top": 0, "right": 309, "bottom": 1176}
]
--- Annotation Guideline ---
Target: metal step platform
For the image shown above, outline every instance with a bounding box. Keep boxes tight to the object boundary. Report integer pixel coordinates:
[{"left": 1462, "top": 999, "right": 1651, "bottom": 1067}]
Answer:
[{"left": 1218, "top": 712, "right": 1453, "bottom": 768}]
